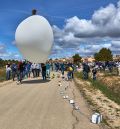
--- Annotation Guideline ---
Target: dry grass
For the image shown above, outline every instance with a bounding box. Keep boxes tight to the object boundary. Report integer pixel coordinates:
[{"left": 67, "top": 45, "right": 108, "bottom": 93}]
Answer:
[
  {"left": 75, "top": 72, "right": 120, "bottom": 105},
  {"left": 0, "top": 68, "right": 6, "bottom": 82},
  {"left": 74, "top": 75, "right": 120, "bottom": 129}
]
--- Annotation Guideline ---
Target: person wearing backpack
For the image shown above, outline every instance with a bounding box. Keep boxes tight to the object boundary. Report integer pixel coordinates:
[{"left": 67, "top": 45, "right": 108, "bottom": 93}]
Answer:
[{"left": 67, "top": 66, "right": 73, "bottom": 80}]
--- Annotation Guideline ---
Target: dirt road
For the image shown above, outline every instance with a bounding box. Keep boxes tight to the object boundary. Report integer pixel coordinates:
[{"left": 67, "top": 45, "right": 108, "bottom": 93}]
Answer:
[{"left": 0, "top": 74, "right": 100, "bottom": 129}]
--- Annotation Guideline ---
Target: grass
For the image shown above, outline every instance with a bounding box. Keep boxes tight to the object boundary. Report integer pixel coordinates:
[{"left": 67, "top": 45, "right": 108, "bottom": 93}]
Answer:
[
  {"left": 100, "top": 67, "right": 118, "bottom": 77},
  {"left": 75, "top": 72, "right": 120, "bottom": 105},
  {"left": 0, "top": 68, "right": 6, "bottom": 82}
]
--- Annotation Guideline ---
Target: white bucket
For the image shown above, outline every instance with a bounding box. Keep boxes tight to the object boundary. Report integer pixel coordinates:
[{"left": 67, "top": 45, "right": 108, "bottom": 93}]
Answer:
[
  {"left": 74, "top": 106, "right": 79, "bottom": 110},
  {"left": 63, "top": 95, "right": 69, "bottom": 99},
  {"left": 58, "top": 83, "right": 62, "bottom": 86},
  {"left": 91, "top": 113, "right": 102, "bottom": 124},
  {"left": 69, "top": 100, "right": 75, "bottom": 104}
]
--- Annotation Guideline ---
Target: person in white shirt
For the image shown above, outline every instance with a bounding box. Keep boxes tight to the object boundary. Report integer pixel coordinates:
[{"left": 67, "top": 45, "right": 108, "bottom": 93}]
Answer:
[
  {"left": 36, "top": 63, "right": 41, "bottom": 77},
  {"left": 117, "top": 62, "right": 120, "bottom": 76},
  {"left": 31, "top": 63, "right": 36, "bottom": 78},
  {"left": 6, "top": 64, "right": 11, "bottom": 80}
]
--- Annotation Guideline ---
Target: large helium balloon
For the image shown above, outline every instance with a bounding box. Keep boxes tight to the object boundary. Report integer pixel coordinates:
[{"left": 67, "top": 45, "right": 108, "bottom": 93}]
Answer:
[{"left": 15, "top": 15, "right": 53, "bottom": 63}]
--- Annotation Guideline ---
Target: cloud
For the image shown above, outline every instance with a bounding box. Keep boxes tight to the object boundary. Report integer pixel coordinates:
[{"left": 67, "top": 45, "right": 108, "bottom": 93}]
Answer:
[
  {"left": 65, "top": 2, "right": 120, "bottom": 38},
  {"left": 0, "top": 43, "right": 22, "bottom": 60},
  {"left": 12, "top": 40, "right": 16, "bottom": 45},
  {"left": 53, "top": 25, "right": 84, "bottom": 49},
  {"left": 0, "top": 52, "right": 22, "bottom": 60},
  {"left": 76, "top": 43, "right": 111, "bottom": 56},
  {"left": 111, "top": 40, "right": 120, "bottom": 48},
  {"left": 0, "top": 44, "right": 6, "bottom": 54},
  {"left": 111, "top": 40, "right": 120, "bottom": 54},
  {"left": 51, "top": 1, "right": 120, "bottom": 57}
]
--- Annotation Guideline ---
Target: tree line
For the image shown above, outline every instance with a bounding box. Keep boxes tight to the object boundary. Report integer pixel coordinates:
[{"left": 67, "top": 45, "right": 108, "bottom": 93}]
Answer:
[
  {"left": 72, "top": 48, "right": 113, "bottom": 63},
  {"left": 0, "top": 59, "right": 19, "bottom": 68}
]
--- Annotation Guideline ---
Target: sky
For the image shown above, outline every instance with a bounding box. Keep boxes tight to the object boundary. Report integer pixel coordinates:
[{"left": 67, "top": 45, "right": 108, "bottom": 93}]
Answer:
[{"left": 0, "top": 0, "right": 120, "bottom": 60}]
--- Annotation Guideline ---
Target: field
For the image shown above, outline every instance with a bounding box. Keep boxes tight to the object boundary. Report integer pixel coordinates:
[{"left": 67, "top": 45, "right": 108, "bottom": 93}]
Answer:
[
  {"left": 74, "top": 70, "right": 120, "bottom": 128},
  {"left": 75, "top": 69, "right": 120, "bottom": 104},
  {"left": 97, "top": 72, "right": 120, "bottom": 103},
  {"left": 0, "top": 68, "right": 6, "bottom": 82}
]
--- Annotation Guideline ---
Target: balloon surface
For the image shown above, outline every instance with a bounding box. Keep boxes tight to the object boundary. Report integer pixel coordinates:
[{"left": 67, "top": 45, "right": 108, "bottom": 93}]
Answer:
[{"left": 15, "top": 15, "right": 53, "bottom": 63}]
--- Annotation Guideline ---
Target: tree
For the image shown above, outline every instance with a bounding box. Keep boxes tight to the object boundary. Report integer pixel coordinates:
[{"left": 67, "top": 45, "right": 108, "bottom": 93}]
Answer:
[
  {"left": 94, "top": 53, "right": 100, "bottom": 61},
  {"left": 94, "top": 48, "right": 113, "bottom": 61},
  {"left": 0, "top": 58, "right": 3, "bottom": 67},
  {"left": 72, "top": 54, "right": 82, "bottom": 64}
]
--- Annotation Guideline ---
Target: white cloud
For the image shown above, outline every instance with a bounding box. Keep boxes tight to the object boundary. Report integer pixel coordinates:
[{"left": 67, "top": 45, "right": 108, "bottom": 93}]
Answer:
[
  {"left": 12, "top": 40, "right": 16, "bottom": 45},
  {"left": 0, "top": 52, "right": 22, "bottom": 60},
  {"left": 76, "top": 43, "right": 111, "bottom": 56},
  {"left": 110, "top": 40, "right": 120, "bottom": 54},
  {"left": 111, "top": 40, "right": 120, "bottom": 48},
  {"left": 52, "top": 1, "right": 120, "bottom": 57},
  {"left": 0, "top": 43, "right": 22, "bottom": 60},
  {"left": 65, "top": 2, "right": 120, "bottom": 38},
  {"left": 0, "top": 43, "right": 6, "bottom": 54}
]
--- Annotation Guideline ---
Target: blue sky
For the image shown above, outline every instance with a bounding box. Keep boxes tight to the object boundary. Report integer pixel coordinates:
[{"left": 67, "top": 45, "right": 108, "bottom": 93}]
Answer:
[{"left": 0, "top": 0, "right": 119, "bottom": 59}]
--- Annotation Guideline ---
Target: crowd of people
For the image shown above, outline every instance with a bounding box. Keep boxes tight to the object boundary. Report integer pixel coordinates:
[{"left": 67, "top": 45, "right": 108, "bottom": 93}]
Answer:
[
  {"left": 6, "top": 61, "right": 51, "bottom": 83},
  {"left": 5, "top": 59, "right": 120, "bottom": 84},
  {"left": 81, "top": 60, "right": 120, "bottom": 80},
  {"left": 5, "top": 60, "right": 75, "bottom": 83}
]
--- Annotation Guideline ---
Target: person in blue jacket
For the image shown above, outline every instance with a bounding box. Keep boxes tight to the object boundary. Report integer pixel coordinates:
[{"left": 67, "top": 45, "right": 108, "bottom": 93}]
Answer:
[
  {"left": 46, "top": 62, "right": 51, "bottom": 78},
  {"left": 60, "top": 62, "right": 65, "bottom": 75}
]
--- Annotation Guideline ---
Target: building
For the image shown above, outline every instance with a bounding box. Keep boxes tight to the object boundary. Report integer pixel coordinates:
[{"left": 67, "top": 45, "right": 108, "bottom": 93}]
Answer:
[
  {"left": 81, "top": 57, "right": 95, "bottom": 63},
  {"left": 113, "top": 55, "right": 120, "bottom": 61}
]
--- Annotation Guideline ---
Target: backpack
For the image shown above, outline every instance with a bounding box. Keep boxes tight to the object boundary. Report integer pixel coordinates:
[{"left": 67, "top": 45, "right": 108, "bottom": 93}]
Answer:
[{"left": 69, "top": 67, "right": 73, "bottom": 71}]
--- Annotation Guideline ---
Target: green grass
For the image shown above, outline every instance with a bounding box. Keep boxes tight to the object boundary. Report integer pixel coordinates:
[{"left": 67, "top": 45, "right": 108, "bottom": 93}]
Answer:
[{"left": 75, "top": 72, "right": 120, "bottom": 105}]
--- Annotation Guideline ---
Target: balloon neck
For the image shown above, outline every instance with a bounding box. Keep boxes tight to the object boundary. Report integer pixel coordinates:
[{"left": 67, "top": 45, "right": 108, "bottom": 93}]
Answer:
[{"left": 32, "top": 9, "right": 37, "bottom": 15}]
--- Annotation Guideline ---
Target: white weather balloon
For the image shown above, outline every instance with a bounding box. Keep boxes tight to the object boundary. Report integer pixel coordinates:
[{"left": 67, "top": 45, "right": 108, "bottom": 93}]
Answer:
[{"left": 15, "top": 15, "right": 53, "bottom": 63}]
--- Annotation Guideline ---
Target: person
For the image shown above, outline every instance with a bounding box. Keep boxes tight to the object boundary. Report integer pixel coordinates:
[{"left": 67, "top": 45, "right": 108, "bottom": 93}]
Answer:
[
  {"left": 51, "top": 62, "right": 54, "bottom": 71},
  {"left": 11, "top": 63, "right": 17, "bottom": 81},
  {"left": 92, "top": 66, "right": 97, "bottom": 80},
  {"left": 108, "top": 61, "right": 113, "bottom": 73},
  {"left": 117, "top": 62, "right": 120, "bottom": 76},
  {"left": 6, "top": 63, "right": 11, "bottom": 80},
  {"left": 55, "top": 62, "right": 59, "bottom": 72},
  {"left": 41, "top": 63, "right": 46, "bottom": 80},
  {"left": 60, "top": 62, "right": 65, "bottom": 75},
  {"left": 31, "top": 63, "right": 36, "bottom": 78},
  {"left": 22, "top": 61, "right": 27, "bottom": 78},
  {"left": 17, "top": 61, "right": 24, "bottom": 83},
  {"left": 46, "top": 62, "right": 51, "bottom": 78},
  {"left": 36, "top": 63, "right": 41, "bottom": 77},
  {"left": 26, "top": 62, "right": 31, "bottom": 78},
  {"left": 71, "top": 63, "right": 74, "bottom": 79},
  {"left": 67, "top": 66, "right": 73, "bottom": 80},
  {"left": 82, "top": 59, "right": 90, "bottom": 80}
]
